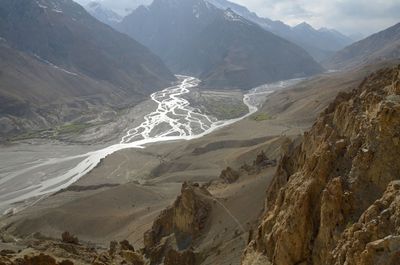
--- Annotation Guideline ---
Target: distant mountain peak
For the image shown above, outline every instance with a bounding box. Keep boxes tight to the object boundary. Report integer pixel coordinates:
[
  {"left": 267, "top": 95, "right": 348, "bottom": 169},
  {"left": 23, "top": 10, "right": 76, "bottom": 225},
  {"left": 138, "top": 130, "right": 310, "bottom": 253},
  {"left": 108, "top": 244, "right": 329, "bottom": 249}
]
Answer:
[
  {"left": 85, "top": 1, "right": 122, "bottom": 25},
  {"left": 201, "top": 0, "right": 353, "bottom": 61},
  {"left": 294, "top": 22, "right": 315, "bottom": 30},
  {"left": 118, "top": 0, "right": 323, "bottom": 89},
  {"left": 325, "top": 22, "right": 400, "bottom": 69}
]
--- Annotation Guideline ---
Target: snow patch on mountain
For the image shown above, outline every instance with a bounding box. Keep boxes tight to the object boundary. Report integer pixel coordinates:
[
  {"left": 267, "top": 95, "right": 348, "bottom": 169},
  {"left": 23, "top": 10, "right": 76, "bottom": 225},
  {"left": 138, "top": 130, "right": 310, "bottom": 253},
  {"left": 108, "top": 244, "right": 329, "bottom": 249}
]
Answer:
[
  {"left": 85, "top": 1, "right": 123, "bottom": 24},
  {"left": 36, "top": 1, "right": 48, "bottom": 9},
  {"left": 193, "top": 5, "right": 200, "bottom": 19},
  {"left": 223, "top": 8, "right": 249, "bottom": 25},
  {"left": 32, "top": 54, "right": 79, "bottom": 76}
]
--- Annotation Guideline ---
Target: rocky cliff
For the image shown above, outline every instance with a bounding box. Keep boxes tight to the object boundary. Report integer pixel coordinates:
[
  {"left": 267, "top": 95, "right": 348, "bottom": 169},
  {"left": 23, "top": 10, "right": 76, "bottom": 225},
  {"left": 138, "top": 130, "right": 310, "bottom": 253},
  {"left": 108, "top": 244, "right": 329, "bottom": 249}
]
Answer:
[
  {"left": 143, "top": 182, "right": 212, "bottom": 265},
  {"left": 0, "top": 234, "right": 144, "bottom": 265},
  {"left": 0, "top": 183, "right": 212, "bottom": 265},
  {"left": 242, "top": 65, "right": 400, "bottom": 265}
]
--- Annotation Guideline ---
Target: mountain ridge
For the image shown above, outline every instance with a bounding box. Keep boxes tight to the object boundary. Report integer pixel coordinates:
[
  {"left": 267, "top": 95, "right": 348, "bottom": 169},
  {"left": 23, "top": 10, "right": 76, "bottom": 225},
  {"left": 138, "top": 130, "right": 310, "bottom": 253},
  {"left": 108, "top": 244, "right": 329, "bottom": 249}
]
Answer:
[
  {"left": 0, "top": 0, "right": 176, "bottom": 139},
  {"left": 85, "top": 1, "right": 122, "bottom": 26},
  {"left": 205, "top": 0, "right": 353, "bottom": 61},
  {"left": 325, "top": 22, "right": 400, "bottom": 69},
  {"left": 0, "top": 0, "right": 175, "bottom": 93},
  {"left": 242, "top": 64, "right": 400, "bottom": 265},
  {"left": 118, "top": 0, "right": 324, "bottom": 90}
]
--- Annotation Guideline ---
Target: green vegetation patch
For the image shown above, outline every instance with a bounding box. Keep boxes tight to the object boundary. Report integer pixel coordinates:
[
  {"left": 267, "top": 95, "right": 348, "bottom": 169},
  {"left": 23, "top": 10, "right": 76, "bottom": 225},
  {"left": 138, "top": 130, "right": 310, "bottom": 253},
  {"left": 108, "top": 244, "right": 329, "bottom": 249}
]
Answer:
[
  {"left": 56, "top": 123, "right": 91, "bottom": 135},
  {"left": 250, "top": 112, "right": 271, "bottom": 121},
  {"left": 10, "top": 122, "right": 92, "bottom": 142},
  {"left": 202, "top": 98, "right": 249, "bottom": 120},
  {"left": 10, "top": 130, "right": 44, "bottom": 141}
]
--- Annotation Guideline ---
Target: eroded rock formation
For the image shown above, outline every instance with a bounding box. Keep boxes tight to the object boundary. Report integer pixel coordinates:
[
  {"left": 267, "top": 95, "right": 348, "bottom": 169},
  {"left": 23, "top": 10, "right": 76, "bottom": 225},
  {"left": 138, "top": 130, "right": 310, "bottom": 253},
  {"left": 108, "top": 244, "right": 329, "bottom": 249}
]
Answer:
[
  {"left": 242, "top": 65, "right": 400, "bottom": 265},
  {"left": 143, "top": 182, "right": 212, "bottom": 265},
  {"left": 0, "top": 236, "right": 144, "bottom": 265},
  {"left": 330, "top": 181, "right": 400, "bottom": 265},
  {"left": 219, "top": 167, "right": 240, "bottom": 184}
]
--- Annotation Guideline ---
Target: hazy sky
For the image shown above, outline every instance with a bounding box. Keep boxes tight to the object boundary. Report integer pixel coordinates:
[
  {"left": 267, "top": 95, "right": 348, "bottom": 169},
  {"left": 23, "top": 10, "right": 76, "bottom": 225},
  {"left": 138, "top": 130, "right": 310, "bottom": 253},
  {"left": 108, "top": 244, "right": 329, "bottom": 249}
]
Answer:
[
  {"left": 233, "top": 0, "right": 400, "bottom": 36},
  {"left": 76, "top": 0, "right": 400, "bottom": 37}
]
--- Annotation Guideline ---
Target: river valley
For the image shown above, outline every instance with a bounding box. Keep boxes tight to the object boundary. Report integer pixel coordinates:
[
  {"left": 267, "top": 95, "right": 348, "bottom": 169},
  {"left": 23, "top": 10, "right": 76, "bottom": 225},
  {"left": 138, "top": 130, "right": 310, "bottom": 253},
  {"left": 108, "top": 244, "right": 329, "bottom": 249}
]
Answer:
[{"left": 0, "top": 76, "right": 303, "bottom": 215}]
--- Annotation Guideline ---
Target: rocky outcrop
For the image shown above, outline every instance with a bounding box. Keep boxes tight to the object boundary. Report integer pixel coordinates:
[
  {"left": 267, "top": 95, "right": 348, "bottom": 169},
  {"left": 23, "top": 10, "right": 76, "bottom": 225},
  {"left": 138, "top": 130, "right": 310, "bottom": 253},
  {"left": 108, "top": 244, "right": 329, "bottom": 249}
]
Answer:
[
  {"left": 0, "top": 235, "right": 144, "bottom": 265},
  {"left": 218, "top": 151, "right": 277, "bottom": 184},
  {"left": 164, "top": 249, "right": 197, "bottom": 265},
  {"left": 241, "top": 151, "right": 277, "bottom": 175},
  {"left": 219, "top": 167, "right": 240, "bottom": 184},
  {"left": 61, "top": 232, "right": 79, "bottom": 245},
  {"left": 143, "top": 182, "right": 212, "bottom": 265},
  {"left": 1, "top": 185, "right": 211, "bottom": 265},
  {"left": 94, "top": 240, "right": 144, "bottom": 265},
  {"left": 0, "top": 253, "right": 72, "bottom": 265},
  {"left": 242, "top": 65, "right": 400, "bottom": 265},
  {"left": 330, "top": 181, "right": 400, "bottom": 265}
]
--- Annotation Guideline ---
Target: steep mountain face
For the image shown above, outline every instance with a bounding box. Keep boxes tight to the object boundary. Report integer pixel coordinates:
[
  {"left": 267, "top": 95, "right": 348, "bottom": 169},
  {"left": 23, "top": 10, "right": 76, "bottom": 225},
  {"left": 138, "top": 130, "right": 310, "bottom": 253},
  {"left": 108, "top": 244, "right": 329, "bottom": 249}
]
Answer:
[
  {"left": 143, "top": 182, "right": 212, "bottom": 265},
  {"left": 118, "top": 0, "right": 221, "bottom": 73},
  {"left": 85, "top": 1, "right": 122, "bottom": 26},
  {"left": 0, "top": 0, "right": 175, "bottom": 139},
  {"left": 290, "top": 22, "right": 353, "bottom": 61},
  {"left": 242, "top": 65, "right": 400, "bottom": 265},
  {"left": 189, "top": 10, "right": 324, "bottom": 89},
  {"left": 206, "top": 0, "right": 353, "bottom": 62},
  {"left": 0, "top": 0, "right": 175, "bottom": 93},
  {"left": 326, "top": 22, "right": 400, "bottom": 70},
  {"left": 0, "top": 39, "right": 126, "bottom": 137},
  {"left": 118, "top": 0, "right": 323, "bottom": 89}
]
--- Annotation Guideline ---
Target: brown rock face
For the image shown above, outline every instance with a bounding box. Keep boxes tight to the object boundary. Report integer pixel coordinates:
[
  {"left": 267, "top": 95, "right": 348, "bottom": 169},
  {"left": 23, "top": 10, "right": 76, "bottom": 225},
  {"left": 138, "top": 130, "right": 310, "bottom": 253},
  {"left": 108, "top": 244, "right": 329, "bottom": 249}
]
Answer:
[
  {"left": 61, "top": 232, "right": 79, "bottom": 245},
  {"left": 0, "top": 253, "right": 72, "bottom": 265},
  {"left": 241, "top": 151, "right": 277, "bottom": 175},
  {"left": 219, "top": 167, "right": 240, "bottom": 184},
  {"left": 242, "top": 65, "right": 400, "bottom": 265},
  {"left": 94, "top": 240, "right": 144, "bottom": 265},
  {"left": 0, "top": 235, "right": 144, "bottom": 265},
  {"left": 164, "top": 249, "right": 197, "bottom": 265},
  {"left": 22, "top": 254, "right": 58, "bottom": 265},
  {"left": 144, "top": 182, "right": 211, "bottom": 264},
  {"left": 330, "top": 181, "right": 400, "bottom": 265}
]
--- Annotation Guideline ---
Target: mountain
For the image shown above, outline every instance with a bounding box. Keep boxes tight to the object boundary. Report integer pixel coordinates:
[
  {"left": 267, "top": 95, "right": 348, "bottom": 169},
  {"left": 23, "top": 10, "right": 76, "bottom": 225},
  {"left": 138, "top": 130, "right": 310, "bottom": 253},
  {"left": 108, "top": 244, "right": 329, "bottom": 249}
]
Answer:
[
  {"left": 0, "top": 0, "right": 175, "bottom": 93},
  {"left": 85, "top": 1, "right": 122, "bottom": 26},
  {"left": 186, "top": 10, "right": 324, "bottom": 89},
  {"left": 0, "top": 39, "right": 127, "bottom": 137},
  {"left": 242, "top": 64, "right": 400, "bottom": 265},
  {"left": 348, "top": 32, "right": 365, "bottom": 42},
  {"left": 98, "top": 0, "right": 153, "bottom": 16},
  {"left": 325, "top": 22, "right": 400, "bottom": 69},
  {"left": 0, "top": 0, "right": 175, "bottom": 138},
  {"left": 206, "top": 0, "right": 353, "bottom": 61},
  {"left": 118, "top": 0, "right": 323, "bottom": 90}
]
